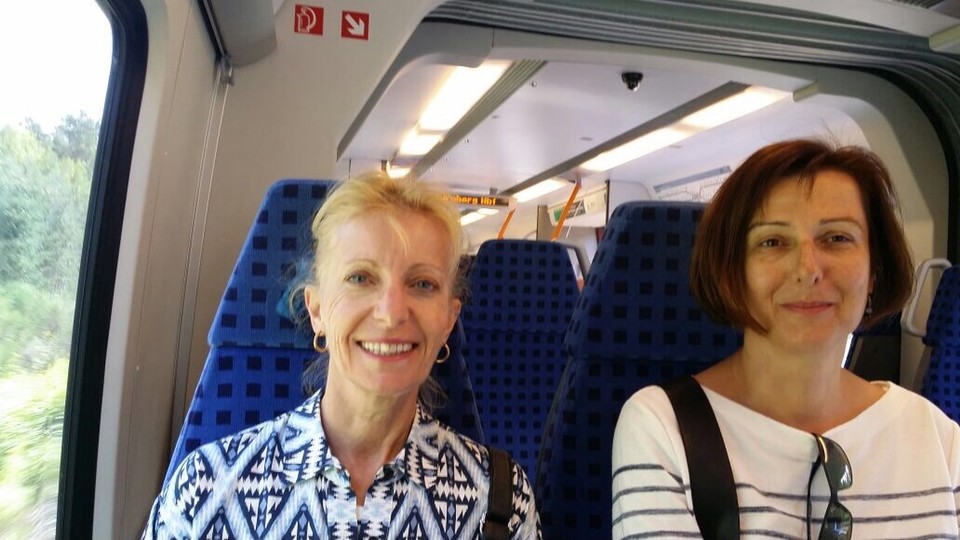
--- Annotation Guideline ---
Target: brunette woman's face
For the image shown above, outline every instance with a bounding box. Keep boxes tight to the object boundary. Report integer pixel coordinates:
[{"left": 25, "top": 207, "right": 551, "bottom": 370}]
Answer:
[{"left": 743, "top": 171, "right": 872, "bottom": 355}]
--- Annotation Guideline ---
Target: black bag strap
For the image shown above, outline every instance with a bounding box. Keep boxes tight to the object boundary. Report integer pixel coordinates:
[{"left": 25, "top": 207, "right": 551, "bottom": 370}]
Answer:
[
  {"left": 483, "top": 445, "right": 513, "bottom": 540},
  {"left": 661, "top": 375, "right": 740, "bottom": 540}
]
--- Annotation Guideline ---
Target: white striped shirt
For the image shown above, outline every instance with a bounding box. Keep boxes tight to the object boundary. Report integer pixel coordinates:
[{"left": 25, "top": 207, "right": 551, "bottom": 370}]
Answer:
[{"left": 612, "top": 382, "right": 960, "bottom": 539}]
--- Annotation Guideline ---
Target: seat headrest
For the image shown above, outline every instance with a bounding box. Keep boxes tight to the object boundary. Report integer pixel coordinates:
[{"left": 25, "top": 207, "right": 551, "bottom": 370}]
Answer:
[
  {"left": 462, "top": 239, "right": 580, "bottom": 333},
  {"left": 564, "top": 200, "right": 740, "bottom": 360},
  {"left": 209, "top": 179, "right": 335, "bottom": 349},
  {"left": 925, "top": 266, "right": 960, "bottom": 347}
]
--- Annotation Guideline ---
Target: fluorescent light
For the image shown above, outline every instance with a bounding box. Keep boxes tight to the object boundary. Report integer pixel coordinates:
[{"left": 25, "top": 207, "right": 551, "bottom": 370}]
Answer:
[
  {"left": 386, "top": 166, "right": 410, "bottom": 179},
  {"left": 513, "top": 178, "right": 569, "bottom": 203},
  {"left": 459, "top": 208, "right": 499, "bottom": 226},
  {"left": 581, "top": 127, "right": 691, "bottom": 171},
  {"left": 681, "top": 87, "right": 789, "bottom": 129},
  {"left": 394, "top": 60, "right": 510, "bottom": 161},
  {"left": 460, "top": 211, "right": 487, "bottom": 226},
  {"left": 419, "top": 61, "right": 511, "bottom": 131},
  {"left": 398, "top": 130, "right": 442, "bottom": 156},
  {"left": 580, "top": 86, "right": 789, "bottom": 172}
]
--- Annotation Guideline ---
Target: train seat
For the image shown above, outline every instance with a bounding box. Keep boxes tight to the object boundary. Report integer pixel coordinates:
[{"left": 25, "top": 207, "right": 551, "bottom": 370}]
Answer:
[
  {"left": 162, "top": 180, "right": 331, "bottom": 483},
  {"left": 163, "top": 179, "right": 484, "bottom": 484},
  {"left": 918, "top": 264, "right": 960, "bottom": 421},
  {"left": 845, "top": 312, "right": 901, "bottom": 382},
  {"left": 427, "top": 317, "right": 485, "bottom": 442},
  {"left": 534, "top": 201, "right": 741, "bottom": 538},
  {"left": 460, "top": 239, "right": 580, "bottom": 480}
]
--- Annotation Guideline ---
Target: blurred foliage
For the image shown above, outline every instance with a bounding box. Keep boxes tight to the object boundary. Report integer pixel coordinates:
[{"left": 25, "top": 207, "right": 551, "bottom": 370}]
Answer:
[
  {"left": 0, "top": 114, "right": 98, "bottom": 538},
  {"left": 0, "top": 359, "right": 67, "bottom": 539},
  {"left": 0, "top": 281, "right": 74, "bottom": 377},
  {"left": 0, "top": 115, "right": 94, "bottom": 292}
]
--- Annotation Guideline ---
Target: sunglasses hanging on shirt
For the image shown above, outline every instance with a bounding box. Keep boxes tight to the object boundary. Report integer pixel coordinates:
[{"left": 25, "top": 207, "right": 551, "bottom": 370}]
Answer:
[{"left": 807, "top": 434, "right": 853, "bottom": 540}]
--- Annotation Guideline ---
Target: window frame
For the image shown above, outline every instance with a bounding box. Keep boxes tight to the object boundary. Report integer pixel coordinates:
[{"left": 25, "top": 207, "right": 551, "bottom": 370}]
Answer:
[{"left": 55, "top": 1, "right": 148, "bottom": 538}]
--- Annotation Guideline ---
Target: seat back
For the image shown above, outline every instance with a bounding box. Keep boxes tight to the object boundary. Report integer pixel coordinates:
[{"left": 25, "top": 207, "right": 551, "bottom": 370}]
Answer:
[
  {"left": 921, "top": 266, "right": 960, "bottom": 420},
  {"left": 163, "top": 180, "right": 332, "bottom": 483},
  {"left": 432, "top": 318, "right": 485, "bottom": 441},
  {"left": 164, "top": 179, "right": 484, "bottom": 483},
  {"left": 460, "top": 239, "right": 580, "bottom": 479},
  {"left": 535, "top": 201, "right": 741, "bottom": 538},
  {"left": 845, "top": 312, "right": 901, "bottom": 382}
]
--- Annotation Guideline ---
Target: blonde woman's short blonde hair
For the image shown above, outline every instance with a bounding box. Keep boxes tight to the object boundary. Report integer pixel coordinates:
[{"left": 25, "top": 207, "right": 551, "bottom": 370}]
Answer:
[{"left": 309, "top": 171, "right": 463, "bottom": 288}]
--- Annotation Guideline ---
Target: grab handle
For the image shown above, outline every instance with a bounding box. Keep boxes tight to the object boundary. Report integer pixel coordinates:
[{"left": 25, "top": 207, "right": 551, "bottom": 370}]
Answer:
[{"left": 901, "top": 258, "right": 952, "bottom": 337}]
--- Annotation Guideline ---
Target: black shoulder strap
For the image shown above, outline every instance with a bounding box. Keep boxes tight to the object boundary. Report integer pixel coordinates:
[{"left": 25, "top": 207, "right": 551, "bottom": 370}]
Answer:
[
  {"left": 483, "top": 445, "right": 513, "bottom": 540},
  {"left": 661, "top": 375, "right": 740, "bottom": 540}
]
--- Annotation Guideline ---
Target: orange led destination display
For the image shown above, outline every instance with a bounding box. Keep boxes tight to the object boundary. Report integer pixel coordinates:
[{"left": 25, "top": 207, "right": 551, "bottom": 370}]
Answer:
[{"left": 442, "top": 193, "right": 513, "bottom": 208}]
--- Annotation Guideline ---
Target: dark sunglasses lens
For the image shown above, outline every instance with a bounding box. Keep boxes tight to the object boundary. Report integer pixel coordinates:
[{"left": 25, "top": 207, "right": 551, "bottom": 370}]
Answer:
[
  {"left": 821, "top": 438, "right": 853, "bottom": 490},
  {"left": 819, "top": 501, "right": 852, "bottom": 540}
]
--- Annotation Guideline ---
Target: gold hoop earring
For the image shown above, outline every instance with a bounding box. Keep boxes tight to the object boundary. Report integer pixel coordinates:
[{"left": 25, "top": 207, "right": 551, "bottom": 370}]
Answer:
[
  {"left": 313, "top": 333, "right": 328, "bottom": 354},
  {"left": 436, "top": 343, "right": 450, "bottom": 364}
]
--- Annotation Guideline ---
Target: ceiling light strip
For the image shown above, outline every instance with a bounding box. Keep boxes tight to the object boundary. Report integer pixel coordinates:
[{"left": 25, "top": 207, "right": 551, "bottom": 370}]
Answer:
[
  {"left": 337, "top": 22, "right": 503, "bottom": 159},
  {"left": 502, "top": 81, "right": 748, "bottom": 197},
  {"left": 409, "top": 59, "right": 547, "bottom": 179},
  {"left": 513, "top": 178, "right": 569, "bottom": 203}
]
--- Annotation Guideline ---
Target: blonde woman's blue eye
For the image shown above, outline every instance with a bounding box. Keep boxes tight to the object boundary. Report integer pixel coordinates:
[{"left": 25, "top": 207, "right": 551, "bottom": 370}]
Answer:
[
  {"left": 414, "top": 280, "right": 439, "bottom": 291},
  {"left": 346, "top": 273, "right": 368, "bottom": 284}
]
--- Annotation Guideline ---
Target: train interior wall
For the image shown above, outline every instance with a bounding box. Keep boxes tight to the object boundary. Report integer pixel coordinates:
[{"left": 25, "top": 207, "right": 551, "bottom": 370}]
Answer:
[{"left": 95, "top": 1, "right": 950, "bottom": 536}]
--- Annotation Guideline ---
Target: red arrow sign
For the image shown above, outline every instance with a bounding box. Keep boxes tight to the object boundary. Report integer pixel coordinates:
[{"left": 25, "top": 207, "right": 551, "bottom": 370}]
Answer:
[{"left": 341, "top": 11, "right": 369, "bottom": 40}]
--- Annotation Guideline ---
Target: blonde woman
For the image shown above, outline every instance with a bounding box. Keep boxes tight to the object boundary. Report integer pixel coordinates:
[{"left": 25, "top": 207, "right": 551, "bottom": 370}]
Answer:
[{"left": 145, "top": 172, "right": 540, "bottom": 539}]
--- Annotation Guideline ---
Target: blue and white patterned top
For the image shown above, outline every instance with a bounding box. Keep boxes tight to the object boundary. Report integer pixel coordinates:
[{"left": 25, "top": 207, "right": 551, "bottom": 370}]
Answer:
[{"left": 143, "top": 391, "right": 541, "bottom": 539}]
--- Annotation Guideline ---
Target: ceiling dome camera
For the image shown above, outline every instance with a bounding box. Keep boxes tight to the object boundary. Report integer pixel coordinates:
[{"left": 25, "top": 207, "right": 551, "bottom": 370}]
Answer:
[{"left": 621, "top": 71, "right": 643, "bottom": 91}]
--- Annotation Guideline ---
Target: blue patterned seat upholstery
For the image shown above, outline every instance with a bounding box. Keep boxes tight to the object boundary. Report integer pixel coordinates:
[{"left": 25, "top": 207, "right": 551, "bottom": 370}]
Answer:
[
  {"left": 460, "top": 239, "right": 580, "bottom": 479},
  {"left": 163, "top": 180, "right": 332, "bottom": 483},
  {"left": 921, "top": 266, "right": 960, "bottom": 421},
  {"left": 164, "top": 179, "right": 484, "bottom": 483},
  {"left": 535, "top": 201, "right": 741, "bottom": 538},
  {"left": 431, "top": 318, "right": 485, "bottom": 442}
]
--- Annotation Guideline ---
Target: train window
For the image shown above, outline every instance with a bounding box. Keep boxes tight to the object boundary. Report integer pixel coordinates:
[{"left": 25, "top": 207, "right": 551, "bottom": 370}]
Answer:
[{"left": 0, "top": 1, "right": 111, "bottom": 536}]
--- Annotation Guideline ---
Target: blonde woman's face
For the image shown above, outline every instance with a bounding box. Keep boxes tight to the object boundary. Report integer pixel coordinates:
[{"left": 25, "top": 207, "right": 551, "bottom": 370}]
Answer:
[{"left": 304, "top": 212, "right": 461, "bottom": 403}]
